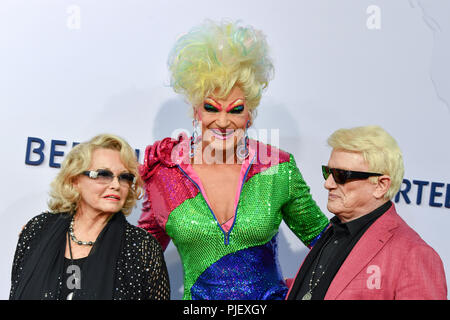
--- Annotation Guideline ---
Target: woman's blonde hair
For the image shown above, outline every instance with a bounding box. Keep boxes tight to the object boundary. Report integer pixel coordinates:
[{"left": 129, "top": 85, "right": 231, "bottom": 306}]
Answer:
[
  {"left": 327, "top": 125, "right": 404, "bottom": 200},
  {"left": 48, "top": 134, "right": 143, "bottom": 216},
  {"left": 168, "top": 20, "right": 274, "bottom": 118}
]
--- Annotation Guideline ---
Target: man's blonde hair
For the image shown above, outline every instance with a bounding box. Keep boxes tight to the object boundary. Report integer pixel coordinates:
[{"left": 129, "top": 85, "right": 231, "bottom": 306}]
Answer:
[
  {"left": 48, "top": 134, "right": 143, "bottom": 215},
  {"left": 327, "top": 125, "right": 404, "bottom": 200}
]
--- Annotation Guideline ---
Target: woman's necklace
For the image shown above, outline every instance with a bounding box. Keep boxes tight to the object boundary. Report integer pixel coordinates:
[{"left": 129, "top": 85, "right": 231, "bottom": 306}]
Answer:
[
  {"left": 66, "top": 231, "right": 78, "bottom": 300},
  {"left": 69, "top": 216, "right": 95, "bottom": 246}
]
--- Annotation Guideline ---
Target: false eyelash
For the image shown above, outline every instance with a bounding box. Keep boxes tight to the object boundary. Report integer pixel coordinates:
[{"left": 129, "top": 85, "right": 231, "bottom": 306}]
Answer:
[
  {"left": 229, "top": 105, "right": 244, "bottom": 114},
  {"left": 204, "top": 103, "right": 219, "bottom": 112}
]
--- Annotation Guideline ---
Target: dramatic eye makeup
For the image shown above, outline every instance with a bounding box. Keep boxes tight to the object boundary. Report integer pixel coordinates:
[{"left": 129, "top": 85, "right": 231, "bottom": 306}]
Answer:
[
  {"left": 226, "top": 99, "right": 245, "bottom": 114},
  {"left": 203, "top": 98, "right": 222, "bottom": 113},
  {"left": 203, "top": 98, "right": 245, "bottom": 114},
  {"left": 228, "top": 105, "right": 244, "bottom": 114},
  {"left": 203, "top": 103, "right": 219, "bottom": 112}
]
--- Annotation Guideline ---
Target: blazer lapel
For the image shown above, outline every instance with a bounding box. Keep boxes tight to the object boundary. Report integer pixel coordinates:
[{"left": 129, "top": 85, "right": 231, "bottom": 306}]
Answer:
[{"left": 325, "top": 206, "right": 399, "bottom": 300}]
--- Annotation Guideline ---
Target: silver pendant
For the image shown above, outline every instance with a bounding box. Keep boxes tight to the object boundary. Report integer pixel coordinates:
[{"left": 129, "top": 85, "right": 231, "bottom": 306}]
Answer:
[{"left": 302, "top": 291, "right": 312, "bottom": 300}]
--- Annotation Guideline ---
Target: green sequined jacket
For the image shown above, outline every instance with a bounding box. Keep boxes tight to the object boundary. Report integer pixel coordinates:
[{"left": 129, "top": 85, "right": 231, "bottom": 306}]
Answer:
[{"left": 138, "top": 136, "right": 329, "bottom": 300}]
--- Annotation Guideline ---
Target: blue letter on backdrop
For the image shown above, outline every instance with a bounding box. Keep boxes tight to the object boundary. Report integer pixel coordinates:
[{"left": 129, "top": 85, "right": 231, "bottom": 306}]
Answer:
[
  {"left": 394, "top": 179, "right": 411, "bottom": 204},
  {"left": 445, "top": 184, "right": 450, "bottom": 208},
  {"left": 25, "top": 137, "right": 45, "bottom": 165},
  {"left": 49, "top": 140, "right": 67, "bottom": 168},
  {"left": 429, "top": 182, "right": 444, "bottom": 207},
  {"left": 412, "top": 180, "right": 429, "bottom": 205}
]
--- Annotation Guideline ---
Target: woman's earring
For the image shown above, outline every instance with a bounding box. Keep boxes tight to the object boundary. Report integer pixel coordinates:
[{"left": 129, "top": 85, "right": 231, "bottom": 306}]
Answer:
[
  {"left": 190, "top": 119, "right": 202, "bottom": 158},
  {"left": 236, "top": 120, "right": 250, "bottom": 160}
]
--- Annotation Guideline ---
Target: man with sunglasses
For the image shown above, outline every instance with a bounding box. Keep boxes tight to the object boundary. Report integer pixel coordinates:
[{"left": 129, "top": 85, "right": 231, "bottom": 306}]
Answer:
[{"left": 286, "top": 125, "right": 447, "bottom": 300}]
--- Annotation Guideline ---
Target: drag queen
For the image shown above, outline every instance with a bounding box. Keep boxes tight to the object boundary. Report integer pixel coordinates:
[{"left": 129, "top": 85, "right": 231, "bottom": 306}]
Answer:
[{"left": 138, "top": 20, "right": 329, "bottom": 300}]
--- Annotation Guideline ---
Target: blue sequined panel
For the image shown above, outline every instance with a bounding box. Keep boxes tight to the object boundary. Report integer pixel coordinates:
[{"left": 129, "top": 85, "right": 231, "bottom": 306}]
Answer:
[{"left": 190, "top": 235, "right": 288, "bottom": 300}]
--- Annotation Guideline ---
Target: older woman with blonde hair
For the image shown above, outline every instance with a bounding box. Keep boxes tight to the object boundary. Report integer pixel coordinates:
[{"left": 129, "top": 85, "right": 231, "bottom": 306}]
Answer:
[
  {"left": 10, "top": 134, "right": 170, "bottom": 300},
  {"left": 138, "top": 20, "right": 329, "bottom": 300}
]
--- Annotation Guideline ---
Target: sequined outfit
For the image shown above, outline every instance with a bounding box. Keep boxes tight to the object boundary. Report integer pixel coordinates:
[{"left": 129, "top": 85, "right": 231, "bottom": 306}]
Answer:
[
  {"left": 10, "top": 212, "right": 170, "bottom": 300},
  {"left": 138, "top": 136, "right": 329, "bottom": 300}
]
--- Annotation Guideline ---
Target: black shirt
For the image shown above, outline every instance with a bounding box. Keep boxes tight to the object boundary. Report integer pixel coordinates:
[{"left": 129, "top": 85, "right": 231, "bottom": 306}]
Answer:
[
  {"left": 10, "top": 212, "right": 170, "bottom": 300},
  {"left": 60, "top": 257, "right": 87, "bottom": 300},
  {"left": 288, "top": 201, "right": 392, "bottom": 300}
]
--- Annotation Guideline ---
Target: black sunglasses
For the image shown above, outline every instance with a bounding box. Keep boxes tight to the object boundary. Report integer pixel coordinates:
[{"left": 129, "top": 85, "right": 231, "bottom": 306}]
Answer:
[
  {"left": 82, "top": 169, "right": 136, "bottom": 187},
  {"left": 322, "top": 165, "right": 382, "bottom": 184}
]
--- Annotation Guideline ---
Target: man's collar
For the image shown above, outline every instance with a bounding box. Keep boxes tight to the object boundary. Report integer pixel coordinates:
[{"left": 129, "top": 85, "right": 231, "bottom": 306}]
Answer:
[{"left": 331, "top": 201, "right": 392, "bottom": 236}]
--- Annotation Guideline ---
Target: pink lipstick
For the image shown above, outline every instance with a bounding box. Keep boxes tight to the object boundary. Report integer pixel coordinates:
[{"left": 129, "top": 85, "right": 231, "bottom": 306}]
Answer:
[
  {"left": 104, "top": 194, "right": 121, "bottom": 201},
  {"left": 210, "top": 129, "right": 234, "bottom": 140}
]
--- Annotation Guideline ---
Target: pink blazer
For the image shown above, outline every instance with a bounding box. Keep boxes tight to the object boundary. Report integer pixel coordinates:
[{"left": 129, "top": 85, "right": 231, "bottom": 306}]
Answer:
[{"left": 287, "top": 204, "right": 447, "bottom": 300}]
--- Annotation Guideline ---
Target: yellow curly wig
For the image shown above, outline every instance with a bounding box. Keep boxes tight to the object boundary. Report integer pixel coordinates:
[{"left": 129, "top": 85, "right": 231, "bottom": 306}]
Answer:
[{"left": 168, "top": 20, "right": 274, "bottom": 117}]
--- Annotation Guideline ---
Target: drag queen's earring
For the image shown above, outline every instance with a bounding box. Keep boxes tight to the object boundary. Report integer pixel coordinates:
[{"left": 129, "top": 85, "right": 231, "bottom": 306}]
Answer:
[
  {"left": 190, "top": 119, "right": 202, "bottom": 158},
  {"left": 236, "top": 120, "right": 250, "bottom": 160}
]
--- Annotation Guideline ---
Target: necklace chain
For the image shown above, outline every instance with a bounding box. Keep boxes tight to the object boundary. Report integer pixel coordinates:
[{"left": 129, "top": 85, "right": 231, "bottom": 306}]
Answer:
[
  {"left": 302, "top": 236, "right": 333, "bottom": 300},
  {"left": 69, "top": 216, "right": 95, "bottom": 246}
]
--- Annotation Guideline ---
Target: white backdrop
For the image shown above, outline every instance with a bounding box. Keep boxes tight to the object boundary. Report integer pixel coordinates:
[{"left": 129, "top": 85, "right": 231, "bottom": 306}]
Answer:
[{"left": 0, "top": 0, "right": 449, "bottom": 299}]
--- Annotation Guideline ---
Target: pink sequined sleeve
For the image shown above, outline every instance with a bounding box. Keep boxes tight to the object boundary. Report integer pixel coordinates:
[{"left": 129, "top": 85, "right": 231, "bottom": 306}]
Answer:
[
  {"left": 138, "top": 135, "right": 191, "bottom": 251},
  {"left": 137, "top": 141, "right": 176, "bottom": 251},
  {"left": 138, "top": 195, "right": 171, "bottom": 251}
]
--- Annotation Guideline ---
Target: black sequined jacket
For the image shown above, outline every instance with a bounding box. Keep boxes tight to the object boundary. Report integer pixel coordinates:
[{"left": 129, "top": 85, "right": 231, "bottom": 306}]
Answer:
[{"left": 10, "top": 212, "right": 170, "bottom": 300}]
